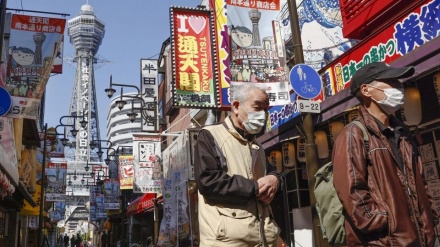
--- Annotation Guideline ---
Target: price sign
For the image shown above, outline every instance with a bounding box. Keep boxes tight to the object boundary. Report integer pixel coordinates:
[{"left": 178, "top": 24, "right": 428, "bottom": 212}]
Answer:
[{"left": 297, "top": 100, "right": 320, "bottom": 113}]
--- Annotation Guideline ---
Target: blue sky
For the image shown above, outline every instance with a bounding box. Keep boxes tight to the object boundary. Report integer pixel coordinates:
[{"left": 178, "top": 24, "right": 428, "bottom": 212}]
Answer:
[{"left": 7, "top": 0, "right": 201, "bottom": 138}]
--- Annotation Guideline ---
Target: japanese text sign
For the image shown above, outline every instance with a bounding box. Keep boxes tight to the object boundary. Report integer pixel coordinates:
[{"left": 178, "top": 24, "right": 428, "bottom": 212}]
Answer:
[
  {"left": 132, "top": 134, "right": 162, "bottom": 193},
  {"left": 170, "top": 7, "right": 220, "bottom": 108},
  {"left": 322, "top": 0, "right": 440, "bottom": 96},
  {"left": 227, "top": 0, "right": 280, "bottom": 10},
  {"left": 5, "top": 14, "right": 65, "bottom": 119},
  {"left": 140, "top": 59, "right": 158, "bottom": 132}
]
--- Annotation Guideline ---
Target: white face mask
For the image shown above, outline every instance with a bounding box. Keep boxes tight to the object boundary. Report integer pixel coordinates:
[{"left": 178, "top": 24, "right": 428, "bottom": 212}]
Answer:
[
  {"left": 369, "top": 86, "right": 404, "bottom": 114},
  {"left": 239, "top": 104, "right": 266, "bottom": 134}
]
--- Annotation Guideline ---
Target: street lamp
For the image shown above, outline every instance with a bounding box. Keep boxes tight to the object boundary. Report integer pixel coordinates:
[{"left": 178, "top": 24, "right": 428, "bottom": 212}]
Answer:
[
  {"left": 89, "top": 139, "right": 113, "bottom": 161},
  {"left": 55, "top": 114, "right": 88, "bottom": 146},
  {"left": 105, "top": 75, "right": 158, "bottom": 131}
]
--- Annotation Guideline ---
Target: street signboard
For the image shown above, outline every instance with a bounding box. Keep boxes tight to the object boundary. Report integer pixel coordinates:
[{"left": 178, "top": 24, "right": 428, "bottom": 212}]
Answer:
[
  {"left": 289, "top": 64, "right": 322, "bottom": 99},
  {"left": 297, "top": 100, "right": 321, "bottom": 113},
  {"left": 0, "top": 87, "right": 11, "bottom": 117}
]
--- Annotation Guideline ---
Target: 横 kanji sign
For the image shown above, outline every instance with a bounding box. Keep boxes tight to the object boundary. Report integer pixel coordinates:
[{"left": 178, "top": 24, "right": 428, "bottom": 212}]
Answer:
[{"left": 321, "top": 0, "right": 440, "bottom": 96}]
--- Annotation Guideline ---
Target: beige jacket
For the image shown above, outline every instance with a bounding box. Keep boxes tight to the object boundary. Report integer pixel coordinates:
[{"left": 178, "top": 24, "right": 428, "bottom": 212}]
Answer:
[{"left": 195, "top": 117, "right": 280, "bottom": 246}]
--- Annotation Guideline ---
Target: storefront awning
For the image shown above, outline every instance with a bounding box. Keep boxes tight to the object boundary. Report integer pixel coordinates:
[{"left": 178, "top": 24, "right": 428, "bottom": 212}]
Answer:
[{"left": 126, "top": 193, "right": 156, "bottom": 217}]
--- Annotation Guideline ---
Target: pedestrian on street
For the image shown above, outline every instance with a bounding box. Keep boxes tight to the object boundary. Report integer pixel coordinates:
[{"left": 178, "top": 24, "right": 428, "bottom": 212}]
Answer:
[
  {"left": 100, "top": 231, "right": 108, "bottom": 247},
  {"left": 194, "top": 83, "right": 282, "bottom": 246},
  {"left": 332, "top": 62, "right": 439, "bottom": 246},
  {"left": 70, "top": 235, "right": 76, "bottom": 247},
  {"left": 63, "top": 234, "right": 69, "bottom": 247},
  {"left": 75, "top": 233, "right": 82, "bottom": 247}
]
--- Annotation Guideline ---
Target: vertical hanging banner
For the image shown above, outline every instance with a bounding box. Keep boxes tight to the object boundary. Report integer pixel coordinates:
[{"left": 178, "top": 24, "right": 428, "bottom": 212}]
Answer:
[
  {"left": 5, "top": 14, "right": 65, "bottom": 119},
  {"left": 51, "top": 36, "right": 64, "bottom": 74},
  {"left": 119, "top": 155, "right": 134, "bottom": 190},
  {"left": 89, "top": 185, "right": 98, "bottom": 221},
  {"left": 210, "top": 0, "right": 231, "bottom": 108},
  {"left": 104, "top": 179, "right": 120, "bottom": 209},
  {"left": 140, "top": 59, "right": 158, "bottom": 132},
  {"left": 90, "top": 185, "right": 106, "bottom": 220},
  {"left": 132, "top": 134, "right": 162, "bottom": 193},
  {"left": 157, "top": 177, "right": 175, "bottom": 246},
  {"left": 170, "top": 7, "right": 220, "bottom": 108},
  {"left": 45, "top": 162, "right": 67, "bottom": 202},
  {"left": 172, "top": 168, "right": 190, "bottom": 239}
]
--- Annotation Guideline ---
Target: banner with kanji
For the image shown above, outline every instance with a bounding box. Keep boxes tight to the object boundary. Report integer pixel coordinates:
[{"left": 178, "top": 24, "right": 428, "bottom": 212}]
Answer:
[
  {"left": 119, "top": 155, "right": 134, "bottom": 190},
  {"left": 5, "top": 14, "right": 65, "bottom": 119},
  {"left": 140, "top": 59, "right": 158, "bottom": 132},
  {"left": 132, "top": 134, "right": 162, "bottom": 193},
  {"left": 104, "top": 179, "right": 120, "bottom": 209},
  {"left": 45, "top": 162, "right": 67, "bottom": 202},
  {"left": 170, "top": 7, "right": 219, "bottom": 108},
  {"left": 157, "top": 169, "right": 190, "bottom": 246}
]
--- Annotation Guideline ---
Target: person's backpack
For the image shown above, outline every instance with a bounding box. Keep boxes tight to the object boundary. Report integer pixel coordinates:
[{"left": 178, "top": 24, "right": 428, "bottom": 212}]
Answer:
[{"left": 314, "top": 120, "right": 369, "bottom": 246}]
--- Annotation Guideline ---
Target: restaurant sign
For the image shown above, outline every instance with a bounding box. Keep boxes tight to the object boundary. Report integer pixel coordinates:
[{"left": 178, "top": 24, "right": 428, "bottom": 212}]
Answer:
[{"left": 322, "top": 0, "right": 440, "bottom": 96}]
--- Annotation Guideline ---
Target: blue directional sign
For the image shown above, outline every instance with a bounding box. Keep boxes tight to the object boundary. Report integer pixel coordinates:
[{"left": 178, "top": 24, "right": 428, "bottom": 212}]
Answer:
[
  {"left": 0, "top": 87, "right": 11, "bottom": 117},
  {"left": 289, "top": 64, "right": 322, "bottom": 99}
]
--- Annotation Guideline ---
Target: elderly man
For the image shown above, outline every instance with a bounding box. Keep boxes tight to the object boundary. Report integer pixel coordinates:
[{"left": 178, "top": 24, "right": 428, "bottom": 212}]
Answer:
[{"left": 195, "top": 83, "right": 281, "bottom": 246}]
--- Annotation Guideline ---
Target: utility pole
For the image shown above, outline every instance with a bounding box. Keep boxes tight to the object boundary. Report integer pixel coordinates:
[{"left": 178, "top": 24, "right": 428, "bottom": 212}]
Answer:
[
  {"left": 0, "top": 0, "right": 7, "bottom": 62},
  {"left": 38, "top": 124, "right": 48, "bottom": 247},
  {"left": 286, "top": 0, "right": 329, "bottom": 246}
]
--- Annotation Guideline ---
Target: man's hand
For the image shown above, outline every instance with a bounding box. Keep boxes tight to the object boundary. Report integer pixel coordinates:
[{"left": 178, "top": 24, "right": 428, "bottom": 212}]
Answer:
[{"left": 256, "top": 175, "right": 279, "bottom": 204}]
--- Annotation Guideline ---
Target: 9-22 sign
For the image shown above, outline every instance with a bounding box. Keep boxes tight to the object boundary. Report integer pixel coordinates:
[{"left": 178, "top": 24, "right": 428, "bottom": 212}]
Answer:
[{"left": 297, "top": 99, "right": 321, "bottom": 113}]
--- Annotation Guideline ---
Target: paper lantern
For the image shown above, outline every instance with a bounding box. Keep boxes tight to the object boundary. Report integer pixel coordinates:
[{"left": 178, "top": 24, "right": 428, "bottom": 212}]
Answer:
[
  {"left": 282, "top": 142, "right": 296, "bottom": 168},
  {"left": 297, "top": 137, "right": 306, "bottom": 162},
  {"left": 348, "top": 109, "right": 359, "bottom": 122},
  {"left": 315, "top": 130, "right": 329, "bottom": 159},
  {"left": 268, "top": 150, "right": 282, "bottom": 172},
  {"left": 329, "top": 121, "right": 345, "bottom": 143},
  {"left": 401, "top": 87, "right": 422, "bottom": 126}
]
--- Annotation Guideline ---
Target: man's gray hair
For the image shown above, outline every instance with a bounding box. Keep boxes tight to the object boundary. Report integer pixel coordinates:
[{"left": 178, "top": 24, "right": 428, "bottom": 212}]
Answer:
[{"left": 231, "top": 83, "right": 266, "bottom": 102}]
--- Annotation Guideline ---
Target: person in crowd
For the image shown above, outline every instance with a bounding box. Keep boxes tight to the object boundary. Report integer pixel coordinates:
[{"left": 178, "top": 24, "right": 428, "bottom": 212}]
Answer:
[
  {"left": 75, "top": 233, "right": 82, "bottom": 247},
  {"left": 100, "top": 231, "right": 108, "bottom": 247},
  {"left": 194, "top": 83, "right": 282, "bottom": 246},
  {"left": 63, "top": 234, "right": 70, "bottom": 247},
  {"left": 70, "top": 235, "right": 76, "bottom": 247},
  {"left": 333, "top": 62, "right": 439, "bottom": 246}
]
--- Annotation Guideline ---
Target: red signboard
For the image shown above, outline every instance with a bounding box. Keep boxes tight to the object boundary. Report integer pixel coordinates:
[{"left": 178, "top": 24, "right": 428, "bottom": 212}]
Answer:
[
  {"left": 126, "top": 193, "right": 155, "bottom": 216},
  {"left": 340, "top": 0, "right": 397, "bottom": 39},
  {"left": 321, "top": 0, "right": 439, "bottom": 96},
  {"left": 170, "top": 7, "right": 219, "bottom": 108}
]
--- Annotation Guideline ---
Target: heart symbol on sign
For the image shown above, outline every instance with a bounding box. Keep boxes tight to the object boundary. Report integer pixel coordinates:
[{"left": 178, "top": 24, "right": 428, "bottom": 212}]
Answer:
[{"left": 189, "top": 16, "right": 206, "bottom": 34}]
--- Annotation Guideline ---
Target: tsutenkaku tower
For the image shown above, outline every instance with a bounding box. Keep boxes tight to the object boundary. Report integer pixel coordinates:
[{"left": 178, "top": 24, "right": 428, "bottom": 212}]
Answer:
[{"left": 66, "top": 4, "right": 105, "bottom": 162}]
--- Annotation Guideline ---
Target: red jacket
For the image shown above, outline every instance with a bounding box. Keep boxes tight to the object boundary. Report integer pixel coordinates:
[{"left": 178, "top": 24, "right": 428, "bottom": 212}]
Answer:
[{"left": 332, "top": 106, "right": 437, "bottom": 246}]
